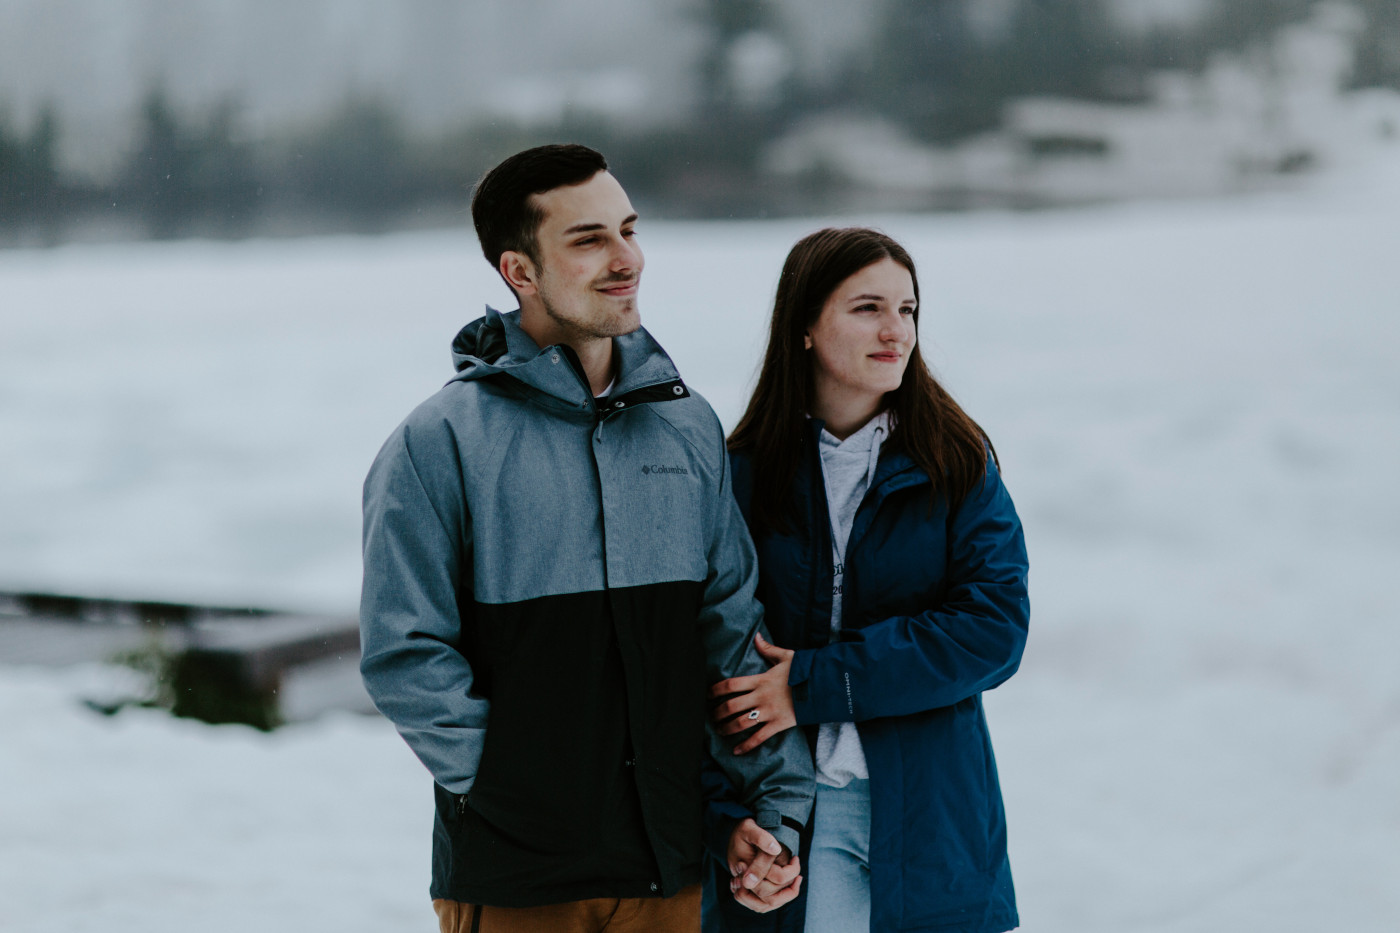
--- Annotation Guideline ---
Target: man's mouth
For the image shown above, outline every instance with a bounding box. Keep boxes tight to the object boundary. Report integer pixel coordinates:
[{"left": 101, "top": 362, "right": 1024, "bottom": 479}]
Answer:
[{"left": 597, "top": 278, "right": 639, "bottom": 297}]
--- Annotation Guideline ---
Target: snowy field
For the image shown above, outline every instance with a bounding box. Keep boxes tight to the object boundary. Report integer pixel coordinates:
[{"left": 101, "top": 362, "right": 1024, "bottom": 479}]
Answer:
[{"left": 3, "top": 154, "right": 1399, "bottom": 931}]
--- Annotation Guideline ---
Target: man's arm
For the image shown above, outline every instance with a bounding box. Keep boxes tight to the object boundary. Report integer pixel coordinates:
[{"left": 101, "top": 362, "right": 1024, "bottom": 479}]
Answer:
[
  {"left": 359, "top": 419, "right": 488, "bottom": 793},
  {"left": 696, "top": 438, "right": 814, "bottom": 859}
]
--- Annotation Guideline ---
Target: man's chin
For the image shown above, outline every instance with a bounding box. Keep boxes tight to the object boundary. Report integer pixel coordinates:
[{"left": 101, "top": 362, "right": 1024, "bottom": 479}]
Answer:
[{"left": 603, "top": 304, "right": 642, "bottom": 336}]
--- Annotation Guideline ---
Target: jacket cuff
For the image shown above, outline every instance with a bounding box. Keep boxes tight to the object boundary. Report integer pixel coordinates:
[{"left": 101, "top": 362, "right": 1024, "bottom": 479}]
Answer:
[
  {"left": 771, "top": 823, "right": 801, "bottom": 860},
  {"left": 789, "top": 646, "right": 867, "bottom": 724},
  {"left": 788, "top": 648, "right": 822, "bottom": 726},
  {"left": 755, "top": 808, "right": 806, "bottom": 860},
  {"left": 705, "top": 807, "right": 804, "bottom": 868}
]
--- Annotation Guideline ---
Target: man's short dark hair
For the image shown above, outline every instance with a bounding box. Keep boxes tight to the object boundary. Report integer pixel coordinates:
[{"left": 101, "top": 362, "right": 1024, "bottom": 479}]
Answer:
[{"left": 470, "top": 144, "right": 609, "bottom": 272}]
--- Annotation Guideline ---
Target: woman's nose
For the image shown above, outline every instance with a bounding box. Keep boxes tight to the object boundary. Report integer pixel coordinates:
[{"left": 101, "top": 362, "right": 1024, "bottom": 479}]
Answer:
[{"left": 879, "top": 310, "right": 906, "bottom": 340}]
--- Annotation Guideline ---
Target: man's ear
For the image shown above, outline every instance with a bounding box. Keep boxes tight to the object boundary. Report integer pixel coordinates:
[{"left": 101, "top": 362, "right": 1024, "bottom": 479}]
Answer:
[{"left": 499, "top": 250, "right": 538, "bottom": 296}]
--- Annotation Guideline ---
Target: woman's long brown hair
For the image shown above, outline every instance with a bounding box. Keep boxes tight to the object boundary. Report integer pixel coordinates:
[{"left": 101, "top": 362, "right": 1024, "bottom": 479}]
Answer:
[{"left": 728, "top": 227, "right": 994, "bottom": 535}]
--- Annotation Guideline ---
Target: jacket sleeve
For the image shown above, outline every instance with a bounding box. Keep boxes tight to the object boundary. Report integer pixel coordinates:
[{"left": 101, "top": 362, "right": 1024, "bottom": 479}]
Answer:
[
  {"left": 701, "top": 753, "right": 760, "bottom": 865},
  {"left": 359, "top": 418, "right": 488, "bottom": 794},
  {"left": 788, "top": 455, "right": 1029, "bottom": 724},
  {"left": 697, "top": 441, "right": 814, "bottom": 859}
]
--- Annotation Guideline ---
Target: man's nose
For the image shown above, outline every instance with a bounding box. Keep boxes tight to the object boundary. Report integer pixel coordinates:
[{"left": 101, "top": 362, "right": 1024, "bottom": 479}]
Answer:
[{"left": 610, "top": 236, "right": 642, "bottom": 273}]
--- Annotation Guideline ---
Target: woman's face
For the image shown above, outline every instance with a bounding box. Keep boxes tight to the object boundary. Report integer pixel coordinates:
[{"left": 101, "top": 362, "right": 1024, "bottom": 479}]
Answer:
[{"left": 805, "top": 257, "right": 918, "bottom": 412}]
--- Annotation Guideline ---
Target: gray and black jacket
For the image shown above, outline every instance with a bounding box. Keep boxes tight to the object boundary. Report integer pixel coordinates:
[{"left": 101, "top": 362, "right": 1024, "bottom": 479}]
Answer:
[{"left": 360, "top": 306, "right": 812, "bottom": 907}]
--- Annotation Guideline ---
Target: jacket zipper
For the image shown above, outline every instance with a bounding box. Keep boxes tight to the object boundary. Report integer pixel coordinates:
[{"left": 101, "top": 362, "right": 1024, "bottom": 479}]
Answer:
[{"left": 804, "top": 428, "right": 833, "bottom": 651}]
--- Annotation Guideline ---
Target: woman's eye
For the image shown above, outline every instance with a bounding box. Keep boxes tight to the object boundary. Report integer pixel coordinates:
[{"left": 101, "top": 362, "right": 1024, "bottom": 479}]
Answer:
[
  {"left": 855, "top": 303, "right": 878, "bottom": 313},
  {"left": 900, "top": 306, "right": 916, "bottom": 315}
]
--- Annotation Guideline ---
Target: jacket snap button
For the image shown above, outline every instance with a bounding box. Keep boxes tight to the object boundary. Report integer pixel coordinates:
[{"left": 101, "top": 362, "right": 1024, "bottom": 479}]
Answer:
[
  {"left": 550, "top": 353, "right": 560, "bottom": 363},
  {"left": 649, "top": 882, "right": 659, "bottom": 893},
  {"left": 672, "top": 385, "right": 683, "bottom": 395},
  {"left": 614, "top": 401, "right": 625, "bottom": 409}
]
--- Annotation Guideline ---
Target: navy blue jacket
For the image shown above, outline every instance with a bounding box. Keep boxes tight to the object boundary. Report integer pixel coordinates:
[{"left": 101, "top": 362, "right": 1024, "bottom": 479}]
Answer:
[{"left": 704, "top": 425, "right": 1029, "bottom": 933}]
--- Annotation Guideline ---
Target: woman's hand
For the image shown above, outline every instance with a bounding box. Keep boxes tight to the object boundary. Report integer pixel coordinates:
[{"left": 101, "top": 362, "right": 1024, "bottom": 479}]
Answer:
[{"left": 709, "top": 633, "right": 797, "bottom": 755}]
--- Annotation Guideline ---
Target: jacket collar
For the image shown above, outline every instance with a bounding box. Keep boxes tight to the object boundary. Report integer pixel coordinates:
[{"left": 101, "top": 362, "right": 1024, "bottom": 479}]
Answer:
[
  {"left": 447, "top": 306, "right": 686, "bottom": 410},
  {"left": 802, "top": 417, "right": 930, "bottom": 553},
  {"left": 804, "top": 417, "right": 926, "bottom": 496}
]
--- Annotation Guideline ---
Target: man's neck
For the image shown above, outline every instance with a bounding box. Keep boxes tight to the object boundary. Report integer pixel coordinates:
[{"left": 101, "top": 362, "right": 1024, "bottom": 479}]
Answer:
[
  {"left": 517, "top": 309, "right": 616, "bottom": 397},
  {"left": 571, "top": 338, "right": 616, "bottom": 397}
]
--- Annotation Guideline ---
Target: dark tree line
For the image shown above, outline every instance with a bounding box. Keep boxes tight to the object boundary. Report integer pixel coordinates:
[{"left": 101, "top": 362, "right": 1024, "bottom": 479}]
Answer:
[
  {"left": 118, "top": 94, "right": 262, "bottom": 239},
  {"left": 0, "top": 106, "right": 62, "bottom": 238},
  {"left": 1, "top": 0, "right": 1394, "bottom": 244},
  {"left": 1351, "top": 0, "right": 1400, "bottom": 90}
]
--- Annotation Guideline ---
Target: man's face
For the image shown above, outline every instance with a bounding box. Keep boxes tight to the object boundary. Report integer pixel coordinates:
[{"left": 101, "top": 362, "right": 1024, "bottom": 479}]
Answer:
[{"left": 521, "top": 171, "right": 644, "bottom": 341}]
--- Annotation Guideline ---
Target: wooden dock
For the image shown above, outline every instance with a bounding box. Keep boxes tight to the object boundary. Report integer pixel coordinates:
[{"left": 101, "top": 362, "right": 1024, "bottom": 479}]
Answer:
[{"left": 0, "top": 591, "right": 373, "bottom": 728}]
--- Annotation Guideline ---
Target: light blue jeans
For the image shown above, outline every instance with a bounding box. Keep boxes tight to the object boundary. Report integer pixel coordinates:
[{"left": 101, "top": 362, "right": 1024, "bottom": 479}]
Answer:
[{"left": 803, "top": 778, "right": 871, "bottom": 933}]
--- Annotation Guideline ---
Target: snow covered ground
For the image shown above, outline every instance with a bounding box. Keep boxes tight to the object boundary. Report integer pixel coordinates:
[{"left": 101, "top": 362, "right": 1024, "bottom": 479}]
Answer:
[{"left": 2, "top": 152, "right": 1399, "bottom": 931}]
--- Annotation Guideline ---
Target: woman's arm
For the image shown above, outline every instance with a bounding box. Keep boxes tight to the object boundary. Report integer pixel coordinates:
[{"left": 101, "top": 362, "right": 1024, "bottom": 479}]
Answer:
[
  {"left": 791, "top": 457, "right": 1029, "bottom": 723},
  {"left": 712, "top": 456, "right": 1028, "bottom": 736}
]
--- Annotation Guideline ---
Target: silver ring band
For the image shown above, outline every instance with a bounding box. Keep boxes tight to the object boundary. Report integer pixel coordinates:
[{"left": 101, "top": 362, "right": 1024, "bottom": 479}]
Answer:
[{"left": 747, "top": 709, "right": 761, "bottom": 721}]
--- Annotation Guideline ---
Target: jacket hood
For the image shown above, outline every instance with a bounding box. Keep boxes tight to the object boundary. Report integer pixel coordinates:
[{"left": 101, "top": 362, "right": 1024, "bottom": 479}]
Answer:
[{"left": 448, "top": 305, "right": 685, "bottom": 409}]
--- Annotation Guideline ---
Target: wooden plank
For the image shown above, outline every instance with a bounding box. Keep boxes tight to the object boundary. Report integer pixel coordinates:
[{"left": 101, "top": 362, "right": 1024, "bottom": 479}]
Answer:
[{"left": 2, "top": 590, "right": 363, "bottom": 729}]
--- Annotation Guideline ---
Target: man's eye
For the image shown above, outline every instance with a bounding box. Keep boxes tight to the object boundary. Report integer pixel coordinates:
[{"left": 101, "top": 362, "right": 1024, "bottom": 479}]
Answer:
[{"left": 576, "top": 237, "right": 598, "bottom": 246}]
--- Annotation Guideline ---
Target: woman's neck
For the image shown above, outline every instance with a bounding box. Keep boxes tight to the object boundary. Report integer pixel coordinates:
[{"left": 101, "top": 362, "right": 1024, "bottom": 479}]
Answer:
[{"left": 811, "top": 391, "right": 885, "bottom": 441}]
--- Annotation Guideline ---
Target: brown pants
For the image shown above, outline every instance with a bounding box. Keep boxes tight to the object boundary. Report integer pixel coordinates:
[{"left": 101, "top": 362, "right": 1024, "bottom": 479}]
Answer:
[{"left": 433, "top": 885, "right": 701, "bottom": 933}]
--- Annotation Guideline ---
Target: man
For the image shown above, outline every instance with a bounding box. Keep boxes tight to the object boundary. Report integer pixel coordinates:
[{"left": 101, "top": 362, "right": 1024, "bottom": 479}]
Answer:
[{"left": 359, "top": 144, "right": 811, "bottom": 932}]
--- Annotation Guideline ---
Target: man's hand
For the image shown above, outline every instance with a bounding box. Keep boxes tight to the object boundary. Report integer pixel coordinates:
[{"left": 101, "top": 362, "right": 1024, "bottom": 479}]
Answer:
[
  {"left": 726, "top": 818, "right": 802, "bottom": 913},
  {"left": 710, "top": 633, "right": 798, "bottom": 755}
]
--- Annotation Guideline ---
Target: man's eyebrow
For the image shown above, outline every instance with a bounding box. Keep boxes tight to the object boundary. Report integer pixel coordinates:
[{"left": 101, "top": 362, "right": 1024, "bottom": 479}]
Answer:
[{"left": 561, "top": 213, "right": 639, "bottom": 236}]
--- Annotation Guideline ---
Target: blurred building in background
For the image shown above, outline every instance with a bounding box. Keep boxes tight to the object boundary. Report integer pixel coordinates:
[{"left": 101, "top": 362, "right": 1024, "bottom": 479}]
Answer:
[{"left": 1, "top": 0, "right": 1398, "bottom": 242}]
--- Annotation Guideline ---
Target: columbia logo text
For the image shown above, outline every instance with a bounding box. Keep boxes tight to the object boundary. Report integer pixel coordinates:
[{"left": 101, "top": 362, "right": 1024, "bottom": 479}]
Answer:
[{"left": 641, "top": 464, "right": 690, "bottom": 475}]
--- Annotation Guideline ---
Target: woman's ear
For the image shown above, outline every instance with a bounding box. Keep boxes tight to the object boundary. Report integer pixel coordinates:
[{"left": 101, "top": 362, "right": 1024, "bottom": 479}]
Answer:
[{"left": 803, "top": 333, "right": 812, "bottom": 350}]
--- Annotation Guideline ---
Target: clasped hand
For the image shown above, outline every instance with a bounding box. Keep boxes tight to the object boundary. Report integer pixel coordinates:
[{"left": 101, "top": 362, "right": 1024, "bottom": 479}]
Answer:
[{"left": 725, "top": 818, "right": 801, "bottom": 913}]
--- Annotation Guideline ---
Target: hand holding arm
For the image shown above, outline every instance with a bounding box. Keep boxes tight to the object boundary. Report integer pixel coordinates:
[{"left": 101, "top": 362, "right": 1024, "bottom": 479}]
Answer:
[{"left": 710, "top": 633, "right": 797, "bottom": 755}]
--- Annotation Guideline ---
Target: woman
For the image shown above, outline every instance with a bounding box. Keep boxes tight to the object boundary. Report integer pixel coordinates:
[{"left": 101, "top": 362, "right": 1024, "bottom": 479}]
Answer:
[{"left": 703, "top": 228, "right": 1029, "bottom": 933}]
